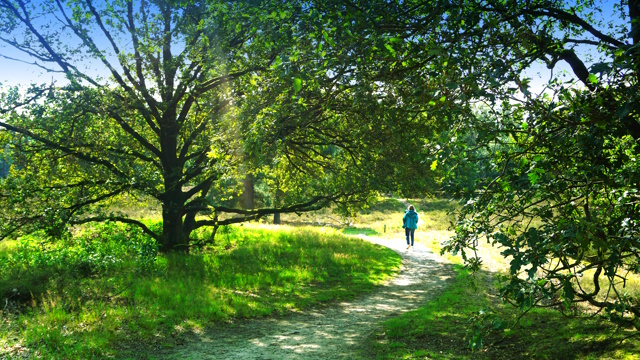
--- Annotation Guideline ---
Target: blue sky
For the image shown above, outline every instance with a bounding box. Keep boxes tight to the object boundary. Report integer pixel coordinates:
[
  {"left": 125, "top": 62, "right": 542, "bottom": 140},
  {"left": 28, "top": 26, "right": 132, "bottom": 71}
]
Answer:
[
  {"left": 0, "top": 40, "right": 65, "bottom": 87},
  {"left": 0, "top": 0, "right": 630, "bottom": 92},
  {"left": 0, "top": 0, "right": 127, "bottom": 89}
]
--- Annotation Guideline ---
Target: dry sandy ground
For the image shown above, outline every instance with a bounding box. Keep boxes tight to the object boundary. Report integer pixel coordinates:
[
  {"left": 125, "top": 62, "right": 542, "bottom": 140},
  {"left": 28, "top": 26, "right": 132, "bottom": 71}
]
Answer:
[{"left": 155, "top": 235, "right": 456, "bottom": 360}]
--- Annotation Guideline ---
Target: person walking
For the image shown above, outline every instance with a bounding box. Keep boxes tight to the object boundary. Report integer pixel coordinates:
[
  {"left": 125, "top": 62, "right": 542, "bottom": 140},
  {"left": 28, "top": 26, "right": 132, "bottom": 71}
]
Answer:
[{"left": 402, "top": 205, "right": 419, "bottom": 249}]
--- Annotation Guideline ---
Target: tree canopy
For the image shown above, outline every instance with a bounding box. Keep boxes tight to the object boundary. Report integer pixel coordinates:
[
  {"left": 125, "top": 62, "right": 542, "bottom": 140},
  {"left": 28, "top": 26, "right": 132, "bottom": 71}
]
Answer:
[
  {"left": 0, "top": 0, "right": 446, "bottom": 251},
  {"left": 301, "top": 0, "right": 640, "bottom": 332},
  {"left": 2, "top": 0, "right": 639, "bottom": 332},
  {"left": 429, "top": 0, "right": 640, "bottom": 330}
]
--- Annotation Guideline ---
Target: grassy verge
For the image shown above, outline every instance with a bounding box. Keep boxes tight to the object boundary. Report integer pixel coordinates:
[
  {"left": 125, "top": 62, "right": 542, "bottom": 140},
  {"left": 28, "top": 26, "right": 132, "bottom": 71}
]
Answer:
[
  {"left": 352, "top": 197, "right": 640, "bottom": 360},
  {"left": 366, "top": 267, "right": 640, "bottom": 360},
  {"left": 0, "top": 223, "right": 401, "bottom": 359}
]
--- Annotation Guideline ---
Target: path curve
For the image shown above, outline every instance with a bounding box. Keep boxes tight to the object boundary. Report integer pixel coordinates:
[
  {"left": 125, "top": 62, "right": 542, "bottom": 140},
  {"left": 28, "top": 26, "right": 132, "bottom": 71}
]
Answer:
[{"left": 157, "top": 236, "right": 456, "bottom": 359}]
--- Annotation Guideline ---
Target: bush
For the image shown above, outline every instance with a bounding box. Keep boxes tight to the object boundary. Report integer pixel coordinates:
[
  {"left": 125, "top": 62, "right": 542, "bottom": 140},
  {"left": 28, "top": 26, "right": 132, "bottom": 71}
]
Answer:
[{"left": 0, "top": 221, "right": 161, "bottom": 307}]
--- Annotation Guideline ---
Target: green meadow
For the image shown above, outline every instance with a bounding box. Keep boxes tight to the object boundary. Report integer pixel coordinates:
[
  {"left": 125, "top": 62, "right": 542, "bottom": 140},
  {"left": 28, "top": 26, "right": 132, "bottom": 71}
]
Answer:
[
  {"left": 2, "top": 197, "right": 640, "bottom": 359},
  {"left": 0, "top": 221, "right": 400, "bottom": 358}
]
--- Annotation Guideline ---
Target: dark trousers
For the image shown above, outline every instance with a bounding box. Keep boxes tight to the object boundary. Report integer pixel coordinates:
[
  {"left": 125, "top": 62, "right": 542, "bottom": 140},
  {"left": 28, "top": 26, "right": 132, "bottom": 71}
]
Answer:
[{"left": 405, "top": 228, "right": 415, "bottom": 246}]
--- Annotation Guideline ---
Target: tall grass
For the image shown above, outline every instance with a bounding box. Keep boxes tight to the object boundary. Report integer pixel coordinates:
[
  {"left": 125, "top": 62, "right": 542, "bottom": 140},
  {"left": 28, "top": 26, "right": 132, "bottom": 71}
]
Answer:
[{"left": 0, "top": 222, "right": 401, "bottom": 358}]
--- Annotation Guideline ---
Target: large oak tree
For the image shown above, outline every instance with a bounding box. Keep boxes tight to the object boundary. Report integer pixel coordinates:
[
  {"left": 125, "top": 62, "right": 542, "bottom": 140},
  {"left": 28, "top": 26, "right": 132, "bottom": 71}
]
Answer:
[
  {"left": 0, "top": 0, "right": 447, "bottom": 252},
  {"left": 0, "top": 0, "right": 362, "bottom": 251}
]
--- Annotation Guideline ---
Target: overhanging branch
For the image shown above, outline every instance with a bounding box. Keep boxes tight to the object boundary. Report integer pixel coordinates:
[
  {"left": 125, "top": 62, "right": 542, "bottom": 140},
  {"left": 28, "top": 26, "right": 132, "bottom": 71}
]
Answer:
[
  {"left": 192, "top": 195, "right": 343, "bottom": 230},
  {"left": 70, "top": 216, "right": 159, "bottom": 240}
]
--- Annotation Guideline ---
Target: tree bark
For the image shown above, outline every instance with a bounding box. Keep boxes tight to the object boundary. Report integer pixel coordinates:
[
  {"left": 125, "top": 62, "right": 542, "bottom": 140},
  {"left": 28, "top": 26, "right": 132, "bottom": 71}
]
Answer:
[
  {"left": 0, "top": 158, "right": 7, "bottom": 178},
  {"left": 273, "top": 179, "right": 283, "bottom": 224},
  {"left": 243, "top": 172, "right": 254, "bottom": 209},
  {"left": 160, "top": 162, "right": 188, "bottom": 252},
  {"left": 159, "top": 105, "right": 189, "bottom": 252},
  {"left": 161, "top": 198, "right": 187, "bottom": 252}
]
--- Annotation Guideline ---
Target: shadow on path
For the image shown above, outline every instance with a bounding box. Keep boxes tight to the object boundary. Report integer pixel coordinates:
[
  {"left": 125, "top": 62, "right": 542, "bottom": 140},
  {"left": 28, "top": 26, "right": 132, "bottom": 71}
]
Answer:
[{"left": 156, "top": 235, "right": 456, "bottom": 360}]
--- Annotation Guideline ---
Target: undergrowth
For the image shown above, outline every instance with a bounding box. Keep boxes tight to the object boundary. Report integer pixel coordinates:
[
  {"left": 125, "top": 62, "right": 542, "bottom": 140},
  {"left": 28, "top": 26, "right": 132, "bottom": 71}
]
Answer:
[
  {"left": 367, "top": 267, "right": 640, "bottom": 359},
  {"left": 0, "top": 222, "right": 401, "bottom": 358},
  {"left": 4, "top": 196, "right": 639, "bottom": 359}
]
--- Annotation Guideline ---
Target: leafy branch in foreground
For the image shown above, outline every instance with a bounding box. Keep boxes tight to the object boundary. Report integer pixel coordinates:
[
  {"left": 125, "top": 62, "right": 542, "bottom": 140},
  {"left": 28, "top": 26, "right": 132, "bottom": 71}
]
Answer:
[{"left": 434, "top": 0, "right": 640, "bottom": 331}]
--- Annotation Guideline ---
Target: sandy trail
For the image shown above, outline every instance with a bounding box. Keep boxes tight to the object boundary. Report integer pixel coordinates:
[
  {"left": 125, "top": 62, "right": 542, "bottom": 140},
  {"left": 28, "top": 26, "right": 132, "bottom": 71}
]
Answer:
[{"left": 157, "top": 235, "right": 456, "bottom": 360}]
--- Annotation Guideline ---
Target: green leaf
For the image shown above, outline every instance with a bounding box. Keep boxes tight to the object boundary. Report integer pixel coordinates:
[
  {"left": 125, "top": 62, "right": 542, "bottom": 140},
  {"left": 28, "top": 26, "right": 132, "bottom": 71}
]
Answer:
[
  {"left": 270, "top": 56, "right": 282, "bottom": 69},
  {"left": 293, "top": 78, "right": 302, "bottom": 93},
  {"left": 322, "top": 31, "right": 334, "bottom": 46},
  {"left": 587, "top": 73, "right": 598, "bottom": 85},
  {"left": 384, "top": 44, "right": 396, "bottom": 57}
]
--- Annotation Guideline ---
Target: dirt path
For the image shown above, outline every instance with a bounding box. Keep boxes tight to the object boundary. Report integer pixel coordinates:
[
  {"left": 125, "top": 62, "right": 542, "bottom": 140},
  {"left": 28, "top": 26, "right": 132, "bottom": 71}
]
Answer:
[{"left": 157, "top": 236, "right": 456, "bottom": 360}]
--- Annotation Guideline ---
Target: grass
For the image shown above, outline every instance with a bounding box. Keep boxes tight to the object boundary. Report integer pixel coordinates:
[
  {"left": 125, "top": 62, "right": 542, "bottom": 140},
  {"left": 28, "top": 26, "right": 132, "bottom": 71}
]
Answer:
[
  {"left": 347, "top": 197, "right": 640, "bottom": 360},
  {"left": 366, "top": 267, "right": 640, "bottom": 360},
  {"left": 3, "top": 196, "right": 640, "bottom": 359},
  {"left": 0, "top": 222, "right": 401, "bottom": 359}
]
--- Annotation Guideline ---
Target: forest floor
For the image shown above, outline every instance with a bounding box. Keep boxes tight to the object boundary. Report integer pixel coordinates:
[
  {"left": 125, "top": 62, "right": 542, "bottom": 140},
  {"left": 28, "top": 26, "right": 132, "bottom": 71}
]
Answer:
[{"left": 152, "top": 235, "right": 456, "bottom": 360}]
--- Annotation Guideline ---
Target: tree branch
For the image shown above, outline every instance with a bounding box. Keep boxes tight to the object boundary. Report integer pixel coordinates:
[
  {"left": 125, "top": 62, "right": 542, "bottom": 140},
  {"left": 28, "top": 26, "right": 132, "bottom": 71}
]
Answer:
[{"left": 70, "top": 216, "right": 159, "bottom": 240}]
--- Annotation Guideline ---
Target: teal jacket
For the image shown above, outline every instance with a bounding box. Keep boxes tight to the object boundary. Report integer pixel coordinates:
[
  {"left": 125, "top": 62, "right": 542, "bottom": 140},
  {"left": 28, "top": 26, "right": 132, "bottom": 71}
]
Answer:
[{"left": 403, "top": 210, "right": 419, "bottom": 229}]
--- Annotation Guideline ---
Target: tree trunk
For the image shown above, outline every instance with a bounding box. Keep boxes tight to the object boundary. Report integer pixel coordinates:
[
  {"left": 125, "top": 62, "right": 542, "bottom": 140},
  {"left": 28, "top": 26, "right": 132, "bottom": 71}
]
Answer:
[
  {"left": 160, "top": 189, "right": 188, "bottom": 252},
  {"left": 0, "top": 158, "right": 7, "bottom": 178},
  {"left": 243, "top": 172, "right": 254, "bottom": 209},
  {"left": 159, "top": 181, "right": 194, "bottom": 252},
  {"left": 159, "top": 110, "right": 188, "bottom": 252},
  {"left": 273, "top": 179, "right": 283, "bottom": 224}
]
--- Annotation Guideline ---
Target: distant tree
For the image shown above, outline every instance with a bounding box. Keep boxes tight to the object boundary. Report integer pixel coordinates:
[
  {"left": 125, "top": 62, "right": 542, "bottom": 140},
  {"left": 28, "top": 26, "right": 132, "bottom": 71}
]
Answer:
[{"left": 0, "top": 158, "right": 7, "bottom": 178}]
